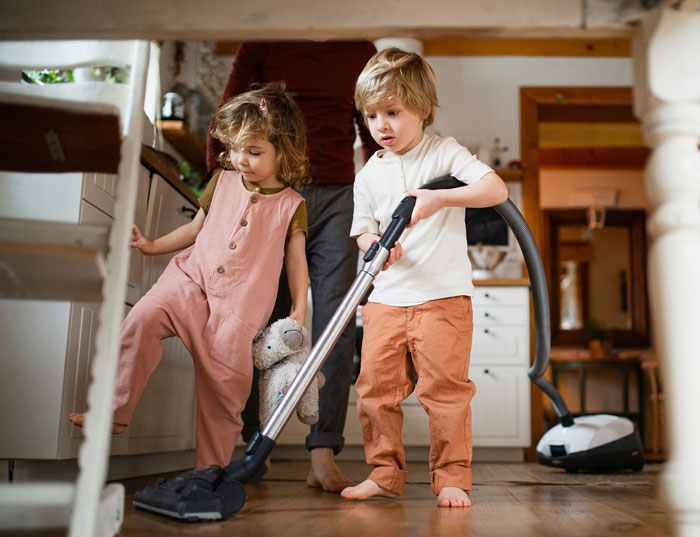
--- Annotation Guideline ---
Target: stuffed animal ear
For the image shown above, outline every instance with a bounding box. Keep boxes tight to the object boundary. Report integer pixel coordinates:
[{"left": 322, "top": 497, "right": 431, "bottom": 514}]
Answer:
[
  {"left": 253, "top": 329, "right": 265, "bottom": 343},
  {"left": 277, "top": 318, "right": 308, "bottom": 351}
]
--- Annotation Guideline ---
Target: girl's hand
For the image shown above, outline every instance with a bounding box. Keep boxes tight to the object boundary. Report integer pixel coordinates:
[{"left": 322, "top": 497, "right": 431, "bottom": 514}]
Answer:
[
  {"left": 382, "top": 241, "right": 403, "bottom": 271},
  {"left": 406, "top": 189, "right": 445, "bottom": 228},
  {"left": 130, "top": 224, "right": 155, "bottom": 255}
]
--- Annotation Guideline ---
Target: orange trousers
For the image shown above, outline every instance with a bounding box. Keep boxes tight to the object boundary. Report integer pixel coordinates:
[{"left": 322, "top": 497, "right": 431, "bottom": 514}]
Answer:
[{"left": 356, "top": 296, "right": 475, "bottom": 496}]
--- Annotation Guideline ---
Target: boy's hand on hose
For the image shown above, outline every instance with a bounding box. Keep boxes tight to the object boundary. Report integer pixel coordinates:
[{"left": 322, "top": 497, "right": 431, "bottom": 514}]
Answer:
[
  {"left": 130, "top": 224, "right": 155, "bottom": 255},
  {"left": 406, "top": 189, "right": 444, "bottom": 228},
  {"left": 382, "top": 241, "right": 403, "bottom": 271}
]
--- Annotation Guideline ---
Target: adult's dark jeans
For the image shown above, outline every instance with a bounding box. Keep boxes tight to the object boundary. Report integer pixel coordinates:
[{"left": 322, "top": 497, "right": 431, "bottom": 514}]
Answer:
[{"left": 242, "top": 183, "right": 357, "bottom": 455}]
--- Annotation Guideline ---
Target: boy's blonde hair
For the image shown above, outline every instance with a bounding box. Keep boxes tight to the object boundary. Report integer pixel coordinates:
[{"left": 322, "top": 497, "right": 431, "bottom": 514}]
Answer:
[
  {"left": 354, "top": 47, "right": 438, "bottom": 128},
  {"left": 210, "top": 82, "right": 310, "bottom": 190}
]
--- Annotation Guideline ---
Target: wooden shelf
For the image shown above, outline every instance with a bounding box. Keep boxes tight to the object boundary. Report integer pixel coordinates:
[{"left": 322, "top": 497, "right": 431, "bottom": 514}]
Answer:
[
  {"left": 141, "top": 145, "right": 198, "bottom": 206},
  {"left": 156, "top": 120, "right": 206, "bottom": 171}
]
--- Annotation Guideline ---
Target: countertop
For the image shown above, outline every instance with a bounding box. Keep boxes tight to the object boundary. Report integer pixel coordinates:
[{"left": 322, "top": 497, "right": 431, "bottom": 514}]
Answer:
[
  {"left": 473, "top": 278, "right": 530, "bottom": 286},
  {"left": 140, "top": 144, "right": 199, "bottom": 206}
]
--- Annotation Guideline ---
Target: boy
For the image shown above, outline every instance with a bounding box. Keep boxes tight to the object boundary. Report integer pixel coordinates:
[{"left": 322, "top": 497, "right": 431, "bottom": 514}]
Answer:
[{"left": 342, "top": 48, "right": 508, "bottom": 507}]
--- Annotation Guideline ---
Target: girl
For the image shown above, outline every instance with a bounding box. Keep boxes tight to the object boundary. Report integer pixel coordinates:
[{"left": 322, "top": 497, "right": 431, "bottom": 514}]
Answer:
[{"left": 70, "top": 82, "right": 311, "bottom": 469}]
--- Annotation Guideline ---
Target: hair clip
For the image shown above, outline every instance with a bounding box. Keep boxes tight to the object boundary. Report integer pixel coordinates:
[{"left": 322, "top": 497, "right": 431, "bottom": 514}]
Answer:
[{"left": 259, "top": 98, "right": 267, "bottom": 111}]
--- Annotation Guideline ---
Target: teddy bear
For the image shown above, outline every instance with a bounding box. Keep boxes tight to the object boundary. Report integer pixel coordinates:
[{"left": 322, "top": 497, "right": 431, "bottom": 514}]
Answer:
[{"left": 252, "top": 317, "right": 325, "bottom": 427}]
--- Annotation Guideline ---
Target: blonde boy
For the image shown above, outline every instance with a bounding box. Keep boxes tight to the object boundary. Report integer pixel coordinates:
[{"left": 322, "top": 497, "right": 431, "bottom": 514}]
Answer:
[{"left": 342, "top": 48, "right": 508, "bottom": 507}]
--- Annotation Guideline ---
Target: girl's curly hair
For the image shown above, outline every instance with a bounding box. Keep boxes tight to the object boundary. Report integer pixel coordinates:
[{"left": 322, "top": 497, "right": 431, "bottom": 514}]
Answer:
[{"left": 210, "top": 81, "right": 310, "bottom": 190}]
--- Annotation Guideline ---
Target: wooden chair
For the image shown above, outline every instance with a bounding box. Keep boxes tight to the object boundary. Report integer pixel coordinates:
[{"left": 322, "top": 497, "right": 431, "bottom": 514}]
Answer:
[
  {"left": 0, "top": 40, "right": 149, "bottom": 537},
  {"left": 640, "top": 358, "right": 665, "bottom": 458}
]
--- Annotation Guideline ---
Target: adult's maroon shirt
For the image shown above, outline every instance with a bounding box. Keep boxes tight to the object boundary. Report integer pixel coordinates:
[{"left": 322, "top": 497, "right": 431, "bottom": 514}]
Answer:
[{"left": 206, "top": 40, "right": 380, "bottom": 184}]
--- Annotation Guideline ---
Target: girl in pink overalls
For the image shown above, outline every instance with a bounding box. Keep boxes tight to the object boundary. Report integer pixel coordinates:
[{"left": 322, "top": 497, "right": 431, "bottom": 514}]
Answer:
[{"left": 70, "top": 83, "right": 311, "bottom": 468}]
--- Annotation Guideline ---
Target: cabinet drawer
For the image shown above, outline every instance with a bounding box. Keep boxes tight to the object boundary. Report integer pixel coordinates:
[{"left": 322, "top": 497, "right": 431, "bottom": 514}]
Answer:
[
  {"left": 473, "top": 304, "right": 528, "bottom": 326},
  {"left": 471, "top": 324, "right": 528, "bottom": 365},
  {"left": 79, "top": 200, "right": 143, "bottom": 306},
  {"left": 472, "top": 286, "right": 529, "bottom": 307},
  {"left": 470, "top": 365, "right": 530, "bottom": 446},
  {"left": 81, "top": 167, "right": 149, "bottom": 219}
]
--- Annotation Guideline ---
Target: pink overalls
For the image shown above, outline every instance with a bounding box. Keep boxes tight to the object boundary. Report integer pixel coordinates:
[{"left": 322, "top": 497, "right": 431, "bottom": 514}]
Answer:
[{"left": 112, "top": 171, "right": 303, "bottom": 468}]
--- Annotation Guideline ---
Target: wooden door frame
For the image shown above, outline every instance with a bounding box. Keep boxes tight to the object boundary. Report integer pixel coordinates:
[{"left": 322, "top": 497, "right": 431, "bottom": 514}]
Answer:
[{"left": 519, "top": 86, "right": 634, "bottom": 460}]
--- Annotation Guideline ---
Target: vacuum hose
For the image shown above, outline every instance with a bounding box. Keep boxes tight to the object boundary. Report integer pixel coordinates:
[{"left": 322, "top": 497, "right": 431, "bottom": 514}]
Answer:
[{"left": 492, "top": 200, "right": 574, "bottom": 427}]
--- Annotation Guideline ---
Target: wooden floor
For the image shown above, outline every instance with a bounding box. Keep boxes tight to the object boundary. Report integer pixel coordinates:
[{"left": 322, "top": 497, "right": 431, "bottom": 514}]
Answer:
[
  {"left": 7, "top": 460, "right": 671, "bottom": 537},
  {"left": 122, "top": 460, "right": 669, "bottom": 537}
]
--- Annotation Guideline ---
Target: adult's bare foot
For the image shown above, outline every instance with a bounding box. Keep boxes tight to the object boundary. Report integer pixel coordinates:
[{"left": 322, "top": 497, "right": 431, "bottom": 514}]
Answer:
[
  {"left": 437, "top": 486, "right": 471, "bottom": 507},
  {"left": 305, "top": 447, "right": 355, "bottom": 492},
  {"left": 341, "top": 479, "right": 397, "bottom": 500},
  {"left": 68, "top": 413, "right": 127, "bottom": 435}
]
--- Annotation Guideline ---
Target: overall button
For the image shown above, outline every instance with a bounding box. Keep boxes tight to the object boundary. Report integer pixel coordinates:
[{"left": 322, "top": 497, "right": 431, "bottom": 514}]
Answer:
[
  {"left": 240, "top": 219, "right": 248, "bottom": 227},
  {"left": 228, "top": 242, "right": 236, "bottom": 250},
  {"left": 251, "top": 196, "right": 258, "bottom": 203},
  {"left": 216, "top": 266, "right": 225, "bottom": 273}
]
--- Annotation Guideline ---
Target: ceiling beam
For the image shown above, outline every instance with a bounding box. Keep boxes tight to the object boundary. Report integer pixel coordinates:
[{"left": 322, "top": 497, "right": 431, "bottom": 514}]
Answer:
[
  {"left": 215, "top": 37, "right": 630, "bottom": 58},
  {"left": 0, "top": 0, "right": 637, "bottom": 41},
  {"left": 421, "top": 37, "right": 630, "bottom": 56}
]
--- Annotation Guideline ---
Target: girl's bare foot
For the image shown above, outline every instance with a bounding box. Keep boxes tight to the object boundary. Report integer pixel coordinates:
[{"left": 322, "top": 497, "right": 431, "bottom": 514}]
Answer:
[
  {"left": 305, "top": 447, "right": 355, "bottom": 492},
  {"left": 341, "top": 479, "right": 398, "bottom": 500},
  {"left": 68, "top": 413, "right": 127, "bottom": 435},
  {"left": 437, "top": 486, "right": 471, "bottom": 507}
]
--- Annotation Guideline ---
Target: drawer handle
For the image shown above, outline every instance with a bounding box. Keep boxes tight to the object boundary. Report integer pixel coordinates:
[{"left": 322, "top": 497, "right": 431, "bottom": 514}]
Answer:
[
  {"left": 484, "top": 292, "right": 490, "bottom": 298},
  {"left": 181, "top": 206, "right": 197, "bottom": 220},
  {"left": 484, "top": 312, "right": 490, "bottom": 318},
  {"left": 483, "top": 328, "right": 490, "bottom": 334},
  {"left": 484, "top": 368, "right": 490, "bottom": 374}
]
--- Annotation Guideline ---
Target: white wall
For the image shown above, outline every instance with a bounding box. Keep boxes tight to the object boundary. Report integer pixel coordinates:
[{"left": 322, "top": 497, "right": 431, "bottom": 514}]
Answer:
[{"left": 428, "top": 56, "right": 634, "bottom": 165}]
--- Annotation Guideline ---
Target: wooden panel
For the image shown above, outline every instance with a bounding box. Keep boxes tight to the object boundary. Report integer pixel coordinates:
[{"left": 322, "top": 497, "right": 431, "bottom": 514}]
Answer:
[
  {"left": 216, "top": 38, "right": 631, "bottom": 58},
  {"left": 520, "top": 86, "right": 633, "bottom": 107},
  {"left": 0, "top": 1, "right": 622, "bottom": 41},
  {"left": 422, "top": 37, "right": 630, "bottom": 57},
  {"left": 0, "top": 102, "right": 121, "bottom": 174},
  {"left": 539, "top": 122, "right": 644, "bottom": 148},
  {"left": 539, "top": 104, "right": 638, "bottom": 123},
  {"left": 539, "top": 147, "right": 650, "bottom": 168}
]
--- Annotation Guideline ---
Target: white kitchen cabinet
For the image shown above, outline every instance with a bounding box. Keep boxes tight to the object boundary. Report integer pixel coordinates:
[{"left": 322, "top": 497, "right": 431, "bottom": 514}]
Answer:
[
  {"left": 126, "top": 174, "right": 196, "bottom": 455},
  {"left": 0, "top": 163, "right": 197, "bottom": 461},
  {"left": 470, "top": 284, "right": 531, "bottom": 447}
]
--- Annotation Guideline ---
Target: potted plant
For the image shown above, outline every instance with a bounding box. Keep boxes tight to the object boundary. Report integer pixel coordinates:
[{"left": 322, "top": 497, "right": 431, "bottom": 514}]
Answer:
[{"left": 583, "top": 317, "right": 614, "bottom": 358}]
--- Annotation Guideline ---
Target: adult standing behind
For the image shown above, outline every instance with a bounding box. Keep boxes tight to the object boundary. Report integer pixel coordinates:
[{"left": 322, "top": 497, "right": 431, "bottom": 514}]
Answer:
[{"left": 206, "top": 40, "right": 379, "bottom": 491}]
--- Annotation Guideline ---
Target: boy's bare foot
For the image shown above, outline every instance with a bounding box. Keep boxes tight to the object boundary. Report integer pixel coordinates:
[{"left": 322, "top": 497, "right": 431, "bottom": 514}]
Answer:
[
  {"left": 341, "top": 479, "right": 398, "bottom": 500},
  {"left": 68, "top": 413, "right": 127, "bottom": 435},
  {"left": 305, "top": 447, "right": 355, "bottom": 492},
  {"left": 437, "top": 487, "right": 471, "bottom": 507}
]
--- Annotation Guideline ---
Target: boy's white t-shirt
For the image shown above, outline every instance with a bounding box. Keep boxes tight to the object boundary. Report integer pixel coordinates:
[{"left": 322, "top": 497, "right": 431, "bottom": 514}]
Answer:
[{"left": 350, "top": 133, "right": 493, "bottom": 307}]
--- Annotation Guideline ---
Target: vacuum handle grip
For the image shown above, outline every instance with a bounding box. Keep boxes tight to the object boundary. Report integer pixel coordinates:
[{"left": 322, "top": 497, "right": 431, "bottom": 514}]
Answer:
[{"left": 377, "top": 174, "right": 464, "bottom": 251}]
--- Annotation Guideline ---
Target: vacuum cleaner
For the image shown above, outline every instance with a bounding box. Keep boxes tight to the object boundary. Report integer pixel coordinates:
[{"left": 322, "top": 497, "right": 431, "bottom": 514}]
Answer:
[
  {"left": 494, "top": 199, "right": 644, "bottom": 473},
  {"left": 132, "top": 174, "right": 643, "bottom": 521}
]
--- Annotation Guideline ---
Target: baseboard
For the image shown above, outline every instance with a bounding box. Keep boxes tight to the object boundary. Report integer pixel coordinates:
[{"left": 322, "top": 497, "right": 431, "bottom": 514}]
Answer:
[
  {"left": 4, "top": 450, "right": 196, "bottom": 482},
  {"left": 271, "top": 445, "right": 524, "bottom": 463}
]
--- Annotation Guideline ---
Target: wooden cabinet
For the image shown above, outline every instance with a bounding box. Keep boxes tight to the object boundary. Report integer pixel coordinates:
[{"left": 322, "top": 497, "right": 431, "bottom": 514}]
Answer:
[{"left": 0, "top": 164, "right": 197, "bottom": 461}]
